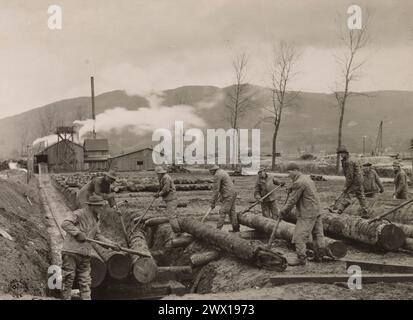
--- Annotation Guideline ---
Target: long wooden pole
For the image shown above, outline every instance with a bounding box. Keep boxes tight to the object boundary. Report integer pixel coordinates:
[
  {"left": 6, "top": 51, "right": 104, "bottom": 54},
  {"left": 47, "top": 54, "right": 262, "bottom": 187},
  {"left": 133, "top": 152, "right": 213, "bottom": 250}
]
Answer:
[{"left": 90, "top": 76, "right": 96, "bottom": 139}]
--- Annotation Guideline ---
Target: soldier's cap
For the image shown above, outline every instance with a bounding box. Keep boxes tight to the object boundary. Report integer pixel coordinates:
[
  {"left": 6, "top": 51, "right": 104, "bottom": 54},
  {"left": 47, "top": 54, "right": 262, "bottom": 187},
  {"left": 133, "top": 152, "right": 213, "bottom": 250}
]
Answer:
[
  {"left": 362, "top": 162, "right": 372, "bottom": 167},
  {"left": 392, "top": 161, "right": 401, "bottom": 167},
  {"left": 208, "top": 164, "right": 220, "bottom": 171},
  {"left": 286, "top": 162, "right": 300, "bottom": 171},
  {"left": 86, "top": 194, "right": 107, "bottom": 206},
  {"left": 104, "top": 171, "right": 117, "bottom": 180},
  {"left": 155, "top": 166, "right": 167, "bottom": 174},
  {"left": 336, "top": 145, "right": 349, "bottom": 154}
]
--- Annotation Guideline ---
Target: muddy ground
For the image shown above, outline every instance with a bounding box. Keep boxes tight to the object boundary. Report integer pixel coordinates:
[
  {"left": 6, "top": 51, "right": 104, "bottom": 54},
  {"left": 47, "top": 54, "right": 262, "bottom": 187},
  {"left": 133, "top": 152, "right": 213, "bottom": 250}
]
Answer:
[
  {"left": 0, "top": 170, "right": 51, "bottom": 298},
  {"left": 110, "top": 170, "right": 413, "bottom": 300}
]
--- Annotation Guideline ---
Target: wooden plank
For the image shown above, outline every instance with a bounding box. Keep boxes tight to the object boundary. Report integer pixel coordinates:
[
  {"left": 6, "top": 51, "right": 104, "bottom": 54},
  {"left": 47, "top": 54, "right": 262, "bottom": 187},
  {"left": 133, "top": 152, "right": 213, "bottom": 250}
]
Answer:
[
  {"left": 340, "top": 259, "right": 413, "bottom": 274},
  {"left": 270, "top": 273, "right": 413, "bottom": 286}
]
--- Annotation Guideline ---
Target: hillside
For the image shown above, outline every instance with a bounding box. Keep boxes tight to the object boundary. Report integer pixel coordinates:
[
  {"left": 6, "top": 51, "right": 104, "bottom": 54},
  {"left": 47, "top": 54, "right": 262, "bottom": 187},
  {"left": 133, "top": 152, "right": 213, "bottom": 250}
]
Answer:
[{"left": 0, "top": 85, "right": 412, "bottom": 159}]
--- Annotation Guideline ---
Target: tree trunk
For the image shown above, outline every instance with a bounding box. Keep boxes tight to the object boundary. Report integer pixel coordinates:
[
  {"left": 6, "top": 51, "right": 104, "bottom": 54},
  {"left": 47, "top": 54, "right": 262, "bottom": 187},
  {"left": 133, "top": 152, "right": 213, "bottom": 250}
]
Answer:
[
  {"left": 129, "top": 227, "right": 157, "bottom": 284},
  {"left": 271, "top": 128, "right": 277, "bottom": 171},
  {"left": 177, "top": 217, "right": 287, "bottom": 271},
  {"left": 92, "top": 244, "right": 132, "bottom": 280},
  {"left": 190, "top": 250, "right": 221, "bottom": 266},
  {"left": 238, "top": 212, "right": 347, "bottom": 259},
  {"left": 336, "top": 103, "right": 344, "bottom": 174},
  {"left": 282, "top": 209, "right": 405, "bottom": 251}
]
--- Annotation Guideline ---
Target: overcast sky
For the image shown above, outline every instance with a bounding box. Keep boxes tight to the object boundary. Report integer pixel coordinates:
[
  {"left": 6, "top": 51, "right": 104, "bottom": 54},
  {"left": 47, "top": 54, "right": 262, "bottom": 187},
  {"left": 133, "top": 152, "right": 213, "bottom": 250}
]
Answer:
[{"left": 1, "top": 0, "right": 412, "bottom": 118}]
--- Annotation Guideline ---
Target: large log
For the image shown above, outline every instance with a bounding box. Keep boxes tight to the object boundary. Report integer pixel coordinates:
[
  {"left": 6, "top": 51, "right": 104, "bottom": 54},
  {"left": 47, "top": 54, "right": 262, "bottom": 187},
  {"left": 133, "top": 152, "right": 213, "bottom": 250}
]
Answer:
[
  {"left": 190, "top": 251, "right": 221, "bottom": 266},
  {"left": 177, "top": 217, "right": 287, "bottom": 271},
  {"left": 237, "top": 212, "right": 347, "bottom": 259},
  {"left": 282, "top": 209, "right": 405, "bottom": 251},
  {"left": 394, "top": 223, "right": 413, "bottom": 238},
  {"left": 92, "top": 244, "right": 132, "bottom": 280},
  {"left": 90, "top": 248, "right": 107, "bottom": 288},
  {"left": 404, "top": 238, "right": 413, "bottom": 251},
  {"left": 129, "top": 227, "right": 157, "bottom": 284}
]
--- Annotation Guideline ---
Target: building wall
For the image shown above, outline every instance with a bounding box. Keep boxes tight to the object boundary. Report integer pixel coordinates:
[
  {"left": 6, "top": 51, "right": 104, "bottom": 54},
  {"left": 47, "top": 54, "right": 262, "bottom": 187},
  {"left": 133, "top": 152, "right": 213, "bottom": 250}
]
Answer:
[
  {"left": 45, "top": 141, "right": 84, "bottom": 172},
  {"left": 110, "top": 149, "right": 155, "bottom": 171}
]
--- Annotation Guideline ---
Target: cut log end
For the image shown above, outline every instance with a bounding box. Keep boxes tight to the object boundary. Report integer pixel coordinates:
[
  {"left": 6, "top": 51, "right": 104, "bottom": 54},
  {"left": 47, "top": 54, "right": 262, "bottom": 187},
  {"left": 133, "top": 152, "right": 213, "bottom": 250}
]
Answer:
[
  {"left": 90, "top": 256, "right": 107, "bottom": 288},
  {"left": 378, "top": 224, "right": 406, "bottom": 251},
  {"left": 107, "top": 253, "right": 132, "bottom": 280},
  {"left": 326, "top": 241, "right": 347, "bottom": 259},
  {"left": 132, "top": 257, "right": 158, "bottom": 284}
]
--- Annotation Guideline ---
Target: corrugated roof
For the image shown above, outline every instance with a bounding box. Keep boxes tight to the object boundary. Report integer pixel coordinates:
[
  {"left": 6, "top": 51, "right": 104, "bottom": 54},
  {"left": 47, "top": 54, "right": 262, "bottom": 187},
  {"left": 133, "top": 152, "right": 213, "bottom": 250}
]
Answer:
[{"left": 84, "top": 139, "right": 109, "bottom": 151}]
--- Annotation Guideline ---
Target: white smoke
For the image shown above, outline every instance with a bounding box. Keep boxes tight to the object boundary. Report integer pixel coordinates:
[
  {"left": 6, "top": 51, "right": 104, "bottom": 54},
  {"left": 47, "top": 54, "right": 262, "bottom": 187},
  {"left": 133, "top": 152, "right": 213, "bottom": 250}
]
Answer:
[
  {"left": 8, "top": 161, "right": 27, "bottom": 172},
  {"left": 74, "top": 93, "right": 206, "bottom": 140},
  {"left": 32, "top": 134, "right": 58, "bottom": 148}
]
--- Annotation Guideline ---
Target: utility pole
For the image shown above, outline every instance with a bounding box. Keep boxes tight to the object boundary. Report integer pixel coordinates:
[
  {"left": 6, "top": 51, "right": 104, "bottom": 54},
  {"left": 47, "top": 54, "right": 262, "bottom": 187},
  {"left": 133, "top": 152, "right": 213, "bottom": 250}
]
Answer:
[
  {"left": 91, "top": 76, "right": 96, "bottom": 139},
  {"left": 363, "top": 136, "right": 367, "bottom": 156}
]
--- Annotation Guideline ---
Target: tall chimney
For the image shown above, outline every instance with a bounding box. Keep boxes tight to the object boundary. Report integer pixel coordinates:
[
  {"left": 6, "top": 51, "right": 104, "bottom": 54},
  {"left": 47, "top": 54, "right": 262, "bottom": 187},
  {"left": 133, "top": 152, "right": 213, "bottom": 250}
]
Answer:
[{"left": 91, "top": 76, "right": 96, "bottom": 139}]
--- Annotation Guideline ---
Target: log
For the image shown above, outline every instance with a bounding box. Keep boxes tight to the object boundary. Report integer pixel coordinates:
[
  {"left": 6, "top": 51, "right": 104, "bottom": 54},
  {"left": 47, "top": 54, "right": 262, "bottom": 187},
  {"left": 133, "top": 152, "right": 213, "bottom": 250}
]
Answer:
[
  {"left": 178, "top": 217, "right": 287, "bottom": 271},
  {"left": 90, "top": 248, "right": 107, "bottom": 288},
  {"left": 92, "top": 244, "right": 132, "bottom": 280},
  {"left": 282, "top": 209, "right": 405, "bottom": 251},
  {"left": 190, "top": 250, "right": 221, "bottom": 266},
  {"left": 237, "top": 212, "right": 347, "bottom": 259},
  {"left": 169, "top": 234, "right": 194, "bottom": 248},
  {"left": 404, "top": 238, "right": 413, "bottom": 251},
  {"left": 156, "top": 266, "right": 193, "bottom": 282},
  {"left": 145, "top": 217, "right": 170, "bottom": 227},
  {"left": 129, "top": 227, "right": 157, "bottom": 284},
  {"left": 394, "top": 223, "right": 413, "bottom": 238}
]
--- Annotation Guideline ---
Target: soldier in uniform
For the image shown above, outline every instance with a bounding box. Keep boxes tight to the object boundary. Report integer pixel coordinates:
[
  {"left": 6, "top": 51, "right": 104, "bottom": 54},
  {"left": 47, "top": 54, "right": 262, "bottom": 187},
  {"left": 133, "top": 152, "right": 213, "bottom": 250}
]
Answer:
[
  {"left": 76, "top": 171, "right": 117, "bottom": 209},
  {"left": 254, "top": 168, "right": 283, "bottom": 219},
  {"left": 393, "top": 161, "right": 408, "bottom": 199},
  {"left": 154, "top": 166, "right": 180, "bottom": 233},
  {"left": 362, "top": 162, "right": 384, "bottom": 198},
  {"left": 209, "top": 164, "right": 239, "bottom": 232},
  {"left": 335, "top": 146, "right": 368, "bottom": 217},
  {"left": 61, "top": 195, "right": 120, "bottom": 300},
  {"left": 279, "top": 163, "right": 326, "bottom": 266}
]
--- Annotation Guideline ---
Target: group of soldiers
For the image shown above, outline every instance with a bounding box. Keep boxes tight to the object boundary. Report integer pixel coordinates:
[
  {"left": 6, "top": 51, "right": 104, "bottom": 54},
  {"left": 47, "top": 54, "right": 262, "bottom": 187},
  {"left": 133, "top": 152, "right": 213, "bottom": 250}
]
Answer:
[{"left": 59, "top": 145, "right": 410, "bottom": 299}]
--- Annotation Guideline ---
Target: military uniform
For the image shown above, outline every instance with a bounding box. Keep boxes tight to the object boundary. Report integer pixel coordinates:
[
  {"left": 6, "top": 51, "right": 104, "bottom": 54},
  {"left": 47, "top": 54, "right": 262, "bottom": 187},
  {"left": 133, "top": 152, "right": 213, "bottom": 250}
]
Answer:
[
  {"left": 363, "top": 169, "right": 384, "bottom": 197},
  {"left": 394, "top": 169, "right": 408, "bottom": 199},
  {"left": 211, "top": 168, "right": 239, "bottom": 231},
  {"left": 158, "top": 173, "right": 179, "bottom": 232},
  {"left": 336, "top": 157, "right": 367, "bottom": 213},
  {"left": 61, "top": 206, "right": 112, "bottom": 300},
  {"left": 280, "top": 173, "right": 325, "bottom": 263},
  {"left": 76, "top": 176, "right": 114, "bottom": 209},
  {"left": 254, "top": 173, "right": 281, "bottom": 219}
]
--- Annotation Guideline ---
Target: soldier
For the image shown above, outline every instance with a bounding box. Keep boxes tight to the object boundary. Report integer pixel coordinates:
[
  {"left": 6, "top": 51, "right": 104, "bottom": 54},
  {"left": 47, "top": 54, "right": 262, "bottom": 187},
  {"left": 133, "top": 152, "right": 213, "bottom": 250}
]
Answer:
[
  {"left": 393, "top": 161, "right": 408, "bottom": 200},
  {"left": 61, "top": 195, "right": 120, "bottom": 300},
  {"left": 154, "top": 166, "right": 180, "bottom": 233},
  {"left": 279, "top": 163, "right": 326, "bottom": 266},
  {"left": 209, "top": 165, "right": 239, "bottom": 232},
  {"left": 254, "top": 168, "right": 283, "bottom": 219},
  {"left": 76, "top": 171, "right": 117, "bottom": 209},
  {"left": 362, "top": 162, "right": 384, "bottom": 198},
  {"left": 335, "top": 146, "right": 368, "bottom": 217}
]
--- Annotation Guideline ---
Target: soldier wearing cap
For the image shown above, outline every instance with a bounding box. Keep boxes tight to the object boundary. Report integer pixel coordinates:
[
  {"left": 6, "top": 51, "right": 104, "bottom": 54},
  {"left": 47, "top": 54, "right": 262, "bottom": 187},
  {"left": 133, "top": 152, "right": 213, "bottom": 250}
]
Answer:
[
  {"left": 254, "top": 167, "right": 283, "bottom": 219},
  {"left": 61, "top": 194, "right": 121, "bottom": 300},
  {"left": 209, "top": 164, "right": 239, "bottom": 232},
  {"left": 279, "top": 163, "right": 326, "bottom": 266},
  {"left": 335, "top": 146, "right": 368, "bottom": 217},
  {"left": 362, "top": 162, "right": 384, "bottom": 198},
  {"left": 393, "top": 161, "right": 408, "bottom": 199},
  {"left": 76, "top": 171, "right": 117, "bottom": 209},
  {"left": 154, "top": 166, "right": 180, "bottom": 233}
]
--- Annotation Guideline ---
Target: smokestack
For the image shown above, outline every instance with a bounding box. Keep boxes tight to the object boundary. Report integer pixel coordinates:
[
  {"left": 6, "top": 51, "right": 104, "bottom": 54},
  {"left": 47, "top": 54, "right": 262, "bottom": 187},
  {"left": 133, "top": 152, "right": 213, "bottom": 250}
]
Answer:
[{"left": 91, "top": 76, "right": 96, "bottom": 139}]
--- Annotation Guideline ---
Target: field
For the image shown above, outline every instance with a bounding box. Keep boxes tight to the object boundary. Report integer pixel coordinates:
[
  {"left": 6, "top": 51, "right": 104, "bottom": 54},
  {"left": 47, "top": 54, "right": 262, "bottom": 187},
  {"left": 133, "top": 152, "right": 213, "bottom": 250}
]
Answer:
[{"left": 51, "top": 169, "right": 413, "bottom": 300}]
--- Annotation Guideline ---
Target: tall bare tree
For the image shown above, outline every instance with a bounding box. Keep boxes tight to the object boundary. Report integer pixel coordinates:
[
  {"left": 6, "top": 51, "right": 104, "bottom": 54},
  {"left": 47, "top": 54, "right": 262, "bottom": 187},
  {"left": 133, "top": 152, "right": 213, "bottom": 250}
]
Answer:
[
  {"left": 225, "top": 52, "right": 250, "bottom": 169},
  {"left": 333, "top": 17, "right": 369, "bottom": 172},
  {"left": 261, "top": 41, "right": 300, "bottom": 170}
]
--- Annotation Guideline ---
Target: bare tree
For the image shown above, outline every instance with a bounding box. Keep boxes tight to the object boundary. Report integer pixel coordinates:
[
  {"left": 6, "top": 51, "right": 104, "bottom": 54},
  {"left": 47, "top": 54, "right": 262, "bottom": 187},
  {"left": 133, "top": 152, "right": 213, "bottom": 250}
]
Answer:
[
  {"left": 261, "top": 41, "right": 300, "bottom": 170},
  {"left": 225, "top": 52, "right": 251, "bottom": 169},
  {"left": 333, "top": 18, "right": 369, "bottom": 172}
]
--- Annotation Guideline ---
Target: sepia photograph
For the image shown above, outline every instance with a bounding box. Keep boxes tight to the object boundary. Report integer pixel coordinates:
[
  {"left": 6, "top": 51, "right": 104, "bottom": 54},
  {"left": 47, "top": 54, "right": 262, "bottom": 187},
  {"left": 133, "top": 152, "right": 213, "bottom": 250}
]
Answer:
[{"left": 1, "top": 0, "right": 413, "bottom": 307}]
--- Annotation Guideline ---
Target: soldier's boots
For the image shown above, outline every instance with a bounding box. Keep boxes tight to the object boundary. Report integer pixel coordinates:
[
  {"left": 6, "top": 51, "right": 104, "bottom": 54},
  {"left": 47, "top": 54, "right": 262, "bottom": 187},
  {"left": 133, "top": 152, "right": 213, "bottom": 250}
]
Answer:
[{"left": 287, "top": 254, "right": 307, "bottom": 266}]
